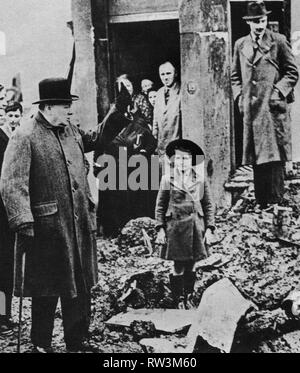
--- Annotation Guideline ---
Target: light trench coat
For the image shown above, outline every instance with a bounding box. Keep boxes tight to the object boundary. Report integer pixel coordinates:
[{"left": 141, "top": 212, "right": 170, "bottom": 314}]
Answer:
[
  {"left": 153, "top": 82, "right": 181, "bottom": 157},
  {"left": 231, "top": 30, "right": 299, "bottom": 165}
]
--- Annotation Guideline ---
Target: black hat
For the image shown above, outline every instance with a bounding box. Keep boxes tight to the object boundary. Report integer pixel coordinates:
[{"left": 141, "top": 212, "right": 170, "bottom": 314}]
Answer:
[
  {"left": 33, "top": 78, "right": 79, "bottom": 104},
  {"left": 243, "top": 1, "right": 271, "bottom": 20},
  {"left": 166, "top": 139, "right": 205, "bottom": 162}
]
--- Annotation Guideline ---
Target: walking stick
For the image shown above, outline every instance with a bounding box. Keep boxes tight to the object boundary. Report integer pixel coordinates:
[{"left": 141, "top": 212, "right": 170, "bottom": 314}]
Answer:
[{"left": 17, "top": 247, "right": 26, "bottom": 353}]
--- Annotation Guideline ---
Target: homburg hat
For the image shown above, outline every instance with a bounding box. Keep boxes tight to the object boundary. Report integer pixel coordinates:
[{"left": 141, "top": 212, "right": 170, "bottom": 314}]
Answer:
[{"left": 243, "top": 1, "right": 271, "bottom": 20}]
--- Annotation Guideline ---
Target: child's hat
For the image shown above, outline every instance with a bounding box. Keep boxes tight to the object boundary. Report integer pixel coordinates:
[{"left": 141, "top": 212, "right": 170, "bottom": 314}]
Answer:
[{"left": 166, "top": 139, "right": 205, "bottom": 162}]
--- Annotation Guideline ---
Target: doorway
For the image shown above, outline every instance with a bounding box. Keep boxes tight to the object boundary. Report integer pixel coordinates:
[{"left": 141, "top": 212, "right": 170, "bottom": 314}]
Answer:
[
  {"left": 230, "top": 0, "right": 290, "bottom": 167},
  {"left": 109, "top": 19, "right": 180, "bottom": 98}
]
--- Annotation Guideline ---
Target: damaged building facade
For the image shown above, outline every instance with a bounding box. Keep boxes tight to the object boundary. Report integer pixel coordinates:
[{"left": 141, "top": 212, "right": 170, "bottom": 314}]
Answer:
[{"left": 71, "top": 0, "right": 300, "bottom": 207}]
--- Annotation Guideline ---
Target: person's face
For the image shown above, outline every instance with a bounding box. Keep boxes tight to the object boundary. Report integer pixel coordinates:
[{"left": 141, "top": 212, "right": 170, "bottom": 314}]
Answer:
[
  {"left": 174, "top": 149, "right": 193, "bottom": 172},
  {"left": 120, "top": 79, "right": 134, "bottom": 96},
  {"left": 148, "top": 91, "right": 157, "bottom": 107},
  {"left": 247, "top": 16, "right": 268, "bottom": 37},
  {"left": 0, "top": 109, "right": 5, "bottom": 126},
  {"left": 0, "top": 90, "right": 7, "bottom": 109},
  {"left": 159, "top": 63, "right": 176, "bottom": 88},
  {"left": 141, "top": 79, "right": 153, "bottom": 94},
  {"left": 6, "top": 109, "right": 22, "bottom": 130},
  {"left": 49, "top": 104, "right": 72, "bottom": 126}
]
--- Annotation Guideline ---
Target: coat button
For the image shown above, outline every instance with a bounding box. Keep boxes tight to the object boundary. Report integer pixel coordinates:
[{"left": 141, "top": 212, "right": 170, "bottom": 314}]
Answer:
[
  {"left": 72, "top": 187, "right": 76, "bottom": 193},
  {"left": 252, "top": 81, "right": 257, "bottom": 85}
]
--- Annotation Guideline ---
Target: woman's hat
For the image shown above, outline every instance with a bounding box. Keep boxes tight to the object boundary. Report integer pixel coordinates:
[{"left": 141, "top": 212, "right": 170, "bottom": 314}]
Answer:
[
  {"left": 242, "top": 1, "right": 271, "bottom": 20},
  {"left": 166, "top": 139, "right": 205, "bottom": 161},
  {"left": 32, "top": 78, "right": 79, "bottom": 104}
]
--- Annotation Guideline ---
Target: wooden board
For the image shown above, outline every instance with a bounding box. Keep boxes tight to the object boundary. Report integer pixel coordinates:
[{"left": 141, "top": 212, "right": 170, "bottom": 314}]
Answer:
[{"left": 109, "top": 0, "right": 179, "bottom": 16}]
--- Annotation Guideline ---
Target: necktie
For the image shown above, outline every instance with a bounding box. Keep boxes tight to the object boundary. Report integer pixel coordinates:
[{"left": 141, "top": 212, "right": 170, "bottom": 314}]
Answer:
[
  {"left": 165, "top": 88, "right": 170, "bottom": 106},
  {"left": 252, "top": 35, "right": 260, "bottom": 63}
]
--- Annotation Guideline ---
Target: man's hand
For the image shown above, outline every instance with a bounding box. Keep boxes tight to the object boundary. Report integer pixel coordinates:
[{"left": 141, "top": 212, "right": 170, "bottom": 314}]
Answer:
[
  {"left": 205, "top": 227, "right": 216, "bottom": 246},
  {"left": 156, "top": 228, "right": 166, "bottom": 245},
  {"left": 16, "top": 225, "right": 34, "bottom": 254},
  {"left": 270, "top": 88, "right": 282, "bottom": 101},
  {"left": 237, "top": 95, "right": 244, "bottom": 115}
]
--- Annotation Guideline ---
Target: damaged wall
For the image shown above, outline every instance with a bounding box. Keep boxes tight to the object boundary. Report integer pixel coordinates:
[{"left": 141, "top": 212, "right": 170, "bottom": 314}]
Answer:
[
  {"left": 180, "top": 0, "right": 231, "bottom": 208},
  {"left": 71, "top": 0, "right": 99, "bottom": 201},
  {"left": 71, "top": 0, "right": 98, "bottom": 131}
]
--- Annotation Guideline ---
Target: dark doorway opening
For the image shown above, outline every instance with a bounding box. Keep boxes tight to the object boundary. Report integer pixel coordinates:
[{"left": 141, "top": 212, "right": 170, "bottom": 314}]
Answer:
[
  {"left": 109, "top": 19, "right": 180, "bottom": 98},
  {"left": 230, "top": 1, "right": 290, "bottom": 168}
]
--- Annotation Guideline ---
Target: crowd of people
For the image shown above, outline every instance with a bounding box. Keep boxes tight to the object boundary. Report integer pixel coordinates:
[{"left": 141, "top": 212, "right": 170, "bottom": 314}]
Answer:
[
  {"left": 0, "top": 0, "right": 299, "bottom": 353},
  {"left": 93, "top": 61, "right": 181, "bottom": 237}
]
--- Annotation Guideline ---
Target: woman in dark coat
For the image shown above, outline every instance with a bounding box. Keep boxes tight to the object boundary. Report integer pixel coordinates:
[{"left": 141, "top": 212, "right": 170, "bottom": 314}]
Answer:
[
  {"left": 94, "top": 82, "right": 133, "bottom": 237},
  {"left": 155, "top": 139, "right": 215, "bottom": 309},
  {"left": 94, "top": 78, "right": 157, "bottom": 237}
]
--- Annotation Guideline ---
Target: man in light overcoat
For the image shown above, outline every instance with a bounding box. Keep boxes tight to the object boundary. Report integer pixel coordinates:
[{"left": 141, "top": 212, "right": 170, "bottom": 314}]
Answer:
[
  {"left": 231, "top": 1, "right": 299, "bottom": 208},
  {"left": 153, "top": 61, "right": 181, "bottom": 161}
]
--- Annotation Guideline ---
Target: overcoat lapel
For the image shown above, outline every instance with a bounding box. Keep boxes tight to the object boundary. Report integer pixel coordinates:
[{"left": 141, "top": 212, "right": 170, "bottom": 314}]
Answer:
[{"left": 253, "top": 30, "right": 275, "bottom": 65}]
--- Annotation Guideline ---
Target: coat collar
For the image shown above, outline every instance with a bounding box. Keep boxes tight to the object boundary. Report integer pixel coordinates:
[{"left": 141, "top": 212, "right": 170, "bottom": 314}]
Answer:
[
  {"left": 0, "top": 126, "right": 9, "bottom": 142},
  {"left": 169, "top": 166, "right": 204, "bottom": 198},
  {"left": 35, "top": 111, "right": 66, "bottom": 131},
  {"left": 0, "top": 123, "right": 12, "bottom": 139},
  {"left": 241, "top": 29, "right": 275, "bottom": 65}
]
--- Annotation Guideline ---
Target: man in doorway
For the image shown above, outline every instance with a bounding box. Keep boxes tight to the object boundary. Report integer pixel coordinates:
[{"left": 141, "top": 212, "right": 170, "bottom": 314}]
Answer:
[
  {"left": 0, "top": 78, "right": 99, "bottom": 353},
  {"left": 231, "top": 1, "right": 299, "bottom": 209},
  {"left": 153, "top": 61, "right": 181, "bottom": 161}
]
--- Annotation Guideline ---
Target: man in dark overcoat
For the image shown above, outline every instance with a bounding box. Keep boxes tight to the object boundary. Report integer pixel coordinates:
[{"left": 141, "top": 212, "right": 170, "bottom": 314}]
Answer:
[
  {"left": 231, "top": 1, "right": 299, "bottom": 208},
  {"left": 0, "top": 78, "right": 100, "bottom": 353}
]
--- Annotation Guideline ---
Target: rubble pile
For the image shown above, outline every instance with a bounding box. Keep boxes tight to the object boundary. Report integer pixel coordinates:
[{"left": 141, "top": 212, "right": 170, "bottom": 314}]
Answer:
[
  {"left": 117, "top": 218, "right": 158, "bottom": 257},
  {"left": 2, "top": 182, "right": 300, "bottom": 353}
]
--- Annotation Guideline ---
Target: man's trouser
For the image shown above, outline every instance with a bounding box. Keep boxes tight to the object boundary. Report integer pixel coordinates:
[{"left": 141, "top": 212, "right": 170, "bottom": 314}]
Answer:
[
  {"left": 31, "top": 292, "right": 91, "bottom": 349},
  {"left": 253, "top": 161, "right": 285, "bottom": 208}
]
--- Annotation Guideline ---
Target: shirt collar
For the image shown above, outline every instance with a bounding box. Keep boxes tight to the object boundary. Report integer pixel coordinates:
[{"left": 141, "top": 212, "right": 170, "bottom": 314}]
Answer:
[{"left": 251, "top": 31, "right": 265, "bottom": 44}]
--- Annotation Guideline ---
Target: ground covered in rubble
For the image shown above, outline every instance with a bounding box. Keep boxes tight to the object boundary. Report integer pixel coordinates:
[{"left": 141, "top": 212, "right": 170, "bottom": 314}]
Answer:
[{"left": 1, "top": 181, "right": 300, "bottom": 353}]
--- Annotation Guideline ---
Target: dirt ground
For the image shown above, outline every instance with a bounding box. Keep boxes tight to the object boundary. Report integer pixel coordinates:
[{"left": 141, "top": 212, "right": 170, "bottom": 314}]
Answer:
[{"left": 1, "top": 182, "right": 300, "bottom": 353}]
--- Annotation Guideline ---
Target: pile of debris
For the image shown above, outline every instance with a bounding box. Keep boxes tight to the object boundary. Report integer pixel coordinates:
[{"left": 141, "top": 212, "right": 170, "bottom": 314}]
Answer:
[
  {"left": 118, "top": 218, "right": 158, "bottom": 257},
  {"left": 94, "top": 178, "right": 300, "bottom": 353},
  {"left": 3, "top": 180, "right": 300, "bottom": 353}
]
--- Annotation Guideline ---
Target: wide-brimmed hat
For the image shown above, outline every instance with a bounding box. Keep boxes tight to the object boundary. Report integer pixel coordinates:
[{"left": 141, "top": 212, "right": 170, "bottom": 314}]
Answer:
[
  {"left": 243, "top": 1, "right": 271, "bottom": 20},
  {"left": 32, "top": 78, "right": 79, "bottom": 104},
  {"left": 166, "top": 139, "right": 205, "bottom": 162}
]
